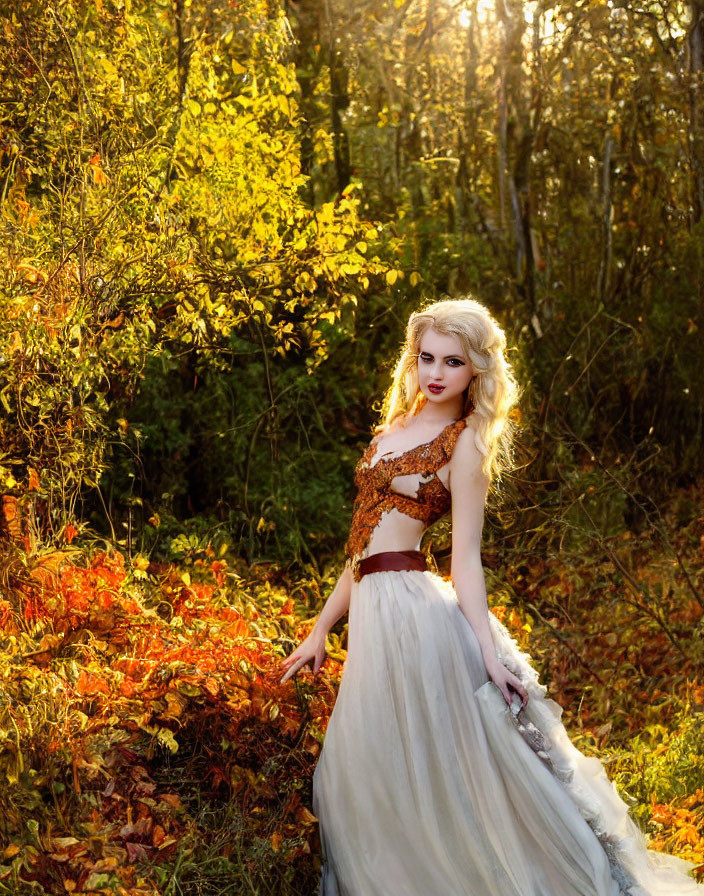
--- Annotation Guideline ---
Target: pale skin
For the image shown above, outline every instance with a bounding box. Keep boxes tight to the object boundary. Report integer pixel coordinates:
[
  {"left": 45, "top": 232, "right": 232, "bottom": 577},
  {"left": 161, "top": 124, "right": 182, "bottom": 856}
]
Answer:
[{"left": 279, "top": 326, "right": 529, "bottom": 710}]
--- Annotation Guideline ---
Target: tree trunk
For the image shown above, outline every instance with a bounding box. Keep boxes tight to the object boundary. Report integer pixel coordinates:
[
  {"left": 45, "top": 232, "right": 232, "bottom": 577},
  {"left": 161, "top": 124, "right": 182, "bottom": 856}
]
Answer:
[
  {"left": 597, "top": 133, "right": 615, "bottom": 301},
  {"left": 496, "top": 0, "right": 538, "bottom": 311},
  {"left": 688, "top": 1, "right": 704, "bottom": 223}
]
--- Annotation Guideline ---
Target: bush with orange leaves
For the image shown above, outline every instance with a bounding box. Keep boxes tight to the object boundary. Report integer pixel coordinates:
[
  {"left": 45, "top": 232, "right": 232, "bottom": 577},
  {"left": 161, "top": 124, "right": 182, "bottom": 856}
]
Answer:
[{"left": 0, "top": 547, "right": 342, "bottom": 895}]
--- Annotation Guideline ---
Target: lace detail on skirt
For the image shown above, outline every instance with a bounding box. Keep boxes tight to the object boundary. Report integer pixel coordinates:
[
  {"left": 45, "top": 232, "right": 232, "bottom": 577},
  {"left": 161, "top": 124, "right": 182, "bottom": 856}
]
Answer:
[{"left": 481, "top": 611, "right": 698, "bottom": 896}]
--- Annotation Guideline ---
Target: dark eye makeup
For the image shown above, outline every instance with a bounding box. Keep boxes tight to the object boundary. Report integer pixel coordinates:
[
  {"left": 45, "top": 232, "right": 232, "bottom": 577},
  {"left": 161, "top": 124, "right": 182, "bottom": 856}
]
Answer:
[{"left": 419, "top": 352, "right": 465, "bottom": 367}]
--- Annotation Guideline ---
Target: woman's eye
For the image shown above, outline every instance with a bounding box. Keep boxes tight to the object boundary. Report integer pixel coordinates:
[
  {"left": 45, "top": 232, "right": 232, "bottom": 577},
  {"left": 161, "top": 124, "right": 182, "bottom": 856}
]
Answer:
[{"left": 420, "top": 353, "right": 464, "bottom": 366}]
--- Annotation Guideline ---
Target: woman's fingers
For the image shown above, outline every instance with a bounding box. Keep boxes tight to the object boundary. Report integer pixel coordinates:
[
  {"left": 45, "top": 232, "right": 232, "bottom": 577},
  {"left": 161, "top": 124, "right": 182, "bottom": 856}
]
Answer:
[
  {"left": 509, "top": 674, "right": 529, "bottom": 707},
  {"left": 280, "top": 659, "right": 303, "bottom": 684},
  {"left": 279, "top": 652, "right": 316, "bottom": 684}
]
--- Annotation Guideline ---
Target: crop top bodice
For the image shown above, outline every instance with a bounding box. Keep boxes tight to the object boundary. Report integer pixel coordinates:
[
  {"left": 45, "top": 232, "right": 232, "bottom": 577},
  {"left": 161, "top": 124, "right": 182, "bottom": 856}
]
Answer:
[{"left": 344, "top": 411, "right": 472, "bottom": 575}]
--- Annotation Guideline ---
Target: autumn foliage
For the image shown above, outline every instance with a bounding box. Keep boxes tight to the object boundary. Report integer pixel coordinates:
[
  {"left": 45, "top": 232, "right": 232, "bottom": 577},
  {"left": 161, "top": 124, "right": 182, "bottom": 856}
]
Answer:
[
  {"left": 2, "top": 0, "right": 704, "bottom": 892},
  {"left": 0, "top": 546, "right": 345, "bottom": 893},
  {"left": 1, "top": 483, "right": 703, "bottom": 893}
]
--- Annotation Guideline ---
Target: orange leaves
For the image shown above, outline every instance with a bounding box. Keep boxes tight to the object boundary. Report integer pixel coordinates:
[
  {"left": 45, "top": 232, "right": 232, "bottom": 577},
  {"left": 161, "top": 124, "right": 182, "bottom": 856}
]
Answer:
[
  {"left": 88, "top": 152, "right": 109, "bottom": 186},
  {"left": 202, "top": 676, "right": 220, "bottom": 697},
  {"left": 75, "top": 668, "right": 110, "bottom": 697},
  {"left": 0, "top": 598, "right": 12, "bottom": 629},
  {"left": 0, "top": 546, "right": 342, "bottom": 891},
  {"left": 210, "top": 559, "right": 227, "bottom": 586},
  {"left": 650, "top": 795, "right": 704, "bottom": 853},
  {"left": 65, "top": 523, "right": 78, "bottom": 543},
  {"left": 119, "top": 677, "right": 139, "bottom": 698}
]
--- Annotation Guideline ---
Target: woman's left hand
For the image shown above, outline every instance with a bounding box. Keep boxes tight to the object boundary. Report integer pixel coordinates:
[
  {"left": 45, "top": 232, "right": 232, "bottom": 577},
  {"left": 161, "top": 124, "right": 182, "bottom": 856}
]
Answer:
[{"left": 484, "top": 656, "right": 529, "bottom": 709}]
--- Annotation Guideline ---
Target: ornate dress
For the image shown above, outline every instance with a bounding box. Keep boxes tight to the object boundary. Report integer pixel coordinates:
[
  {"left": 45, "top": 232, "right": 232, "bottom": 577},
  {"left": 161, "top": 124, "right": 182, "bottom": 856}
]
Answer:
[{"left": 312, "top": 412, "right": 703, "bottom": 895}]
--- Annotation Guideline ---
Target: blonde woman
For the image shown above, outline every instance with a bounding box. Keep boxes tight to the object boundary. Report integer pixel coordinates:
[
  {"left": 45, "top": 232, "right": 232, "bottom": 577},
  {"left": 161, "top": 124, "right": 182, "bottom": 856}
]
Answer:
[{"left": 280, "top": 298, "right": 703, "bottom": 895}]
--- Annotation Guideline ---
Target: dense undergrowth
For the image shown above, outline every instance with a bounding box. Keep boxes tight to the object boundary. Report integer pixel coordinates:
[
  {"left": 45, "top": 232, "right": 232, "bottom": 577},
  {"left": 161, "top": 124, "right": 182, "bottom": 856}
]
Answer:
[{"left": 0, "top": 478, "right": 703, "bottom": 894}]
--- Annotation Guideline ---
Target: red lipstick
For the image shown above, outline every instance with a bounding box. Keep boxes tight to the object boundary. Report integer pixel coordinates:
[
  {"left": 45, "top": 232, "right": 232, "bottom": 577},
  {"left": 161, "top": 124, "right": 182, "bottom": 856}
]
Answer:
[{"left": 428, "top": 384, "right": 445, "bottom": 394}]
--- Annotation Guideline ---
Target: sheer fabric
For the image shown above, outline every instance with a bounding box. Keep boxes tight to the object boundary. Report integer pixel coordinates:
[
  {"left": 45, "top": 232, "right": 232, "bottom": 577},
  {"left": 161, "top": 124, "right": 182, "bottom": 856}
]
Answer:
[{"left": 312, "top": 569, "right": 703, "bottom": 895}]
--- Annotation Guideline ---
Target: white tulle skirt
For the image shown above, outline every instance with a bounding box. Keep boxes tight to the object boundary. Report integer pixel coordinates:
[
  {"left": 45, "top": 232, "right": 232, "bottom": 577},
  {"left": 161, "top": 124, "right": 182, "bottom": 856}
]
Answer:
[{"left": 312, "top": 568, "right": 703, "bottom": 895}]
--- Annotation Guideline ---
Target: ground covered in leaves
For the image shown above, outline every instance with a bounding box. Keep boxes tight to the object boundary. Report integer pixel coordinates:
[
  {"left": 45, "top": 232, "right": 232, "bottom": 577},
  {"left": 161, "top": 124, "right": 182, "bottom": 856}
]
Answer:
[{"left": 0, "top": 482, "right": 703, "bottom": 894}]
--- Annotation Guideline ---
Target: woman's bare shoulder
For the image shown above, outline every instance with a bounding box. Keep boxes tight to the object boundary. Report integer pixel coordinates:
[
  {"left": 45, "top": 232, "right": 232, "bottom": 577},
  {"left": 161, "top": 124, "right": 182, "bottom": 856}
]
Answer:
[
  {"left": 373, "top": 412, "right": 410, "bottom": 440},
  {"left": 451, "top": 415, "right": 485, "bottom": 471}
]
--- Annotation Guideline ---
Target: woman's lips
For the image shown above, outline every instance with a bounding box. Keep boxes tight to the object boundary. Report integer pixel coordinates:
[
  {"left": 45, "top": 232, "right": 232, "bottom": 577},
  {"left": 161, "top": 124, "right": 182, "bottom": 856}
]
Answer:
[{"left": 428, "top": 384, "right": 445, "bottom": 394}]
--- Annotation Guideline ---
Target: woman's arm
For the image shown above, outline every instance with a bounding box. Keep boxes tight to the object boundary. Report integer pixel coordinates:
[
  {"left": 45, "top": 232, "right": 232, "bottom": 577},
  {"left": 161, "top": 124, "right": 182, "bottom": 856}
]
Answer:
[
  {"left": 449, "top": 425, "right": 528, "bottom": 707},
  {"left": 279, "top": 562, "right": 353, "bottom": 683},
  {"left": 448, "top": 426, "right": 497, "bottom": 664},
  {"left": 312, "top": 562, "right": 353, "bottom": 635}
]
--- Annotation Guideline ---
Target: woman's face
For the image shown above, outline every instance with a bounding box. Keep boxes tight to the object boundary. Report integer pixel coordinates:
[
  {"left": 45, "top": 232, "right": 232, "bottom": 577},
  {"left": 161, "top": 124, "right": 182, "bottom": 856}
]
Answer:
[{"left": 416, "top": 327, "right": 474, "bottom": 411}]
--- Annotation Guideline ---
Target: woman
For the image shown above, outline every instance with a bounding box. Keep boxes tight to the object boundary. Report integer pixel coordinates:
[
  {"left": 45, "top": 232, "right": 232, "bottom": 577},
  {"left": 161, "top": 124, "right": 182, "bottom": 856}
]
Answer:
[{"left": 279, "top": 298, "right": 703, "bottom": 895}]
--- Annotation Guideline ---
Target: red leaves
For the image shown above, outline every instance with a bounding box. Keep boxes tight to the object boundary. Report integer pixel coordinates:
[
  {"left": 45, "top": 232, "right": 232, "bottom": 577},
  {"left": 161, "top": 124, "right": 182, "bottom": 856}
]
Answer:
[{"left": 64, "top": 523, "right": 78, "bottom": 543}]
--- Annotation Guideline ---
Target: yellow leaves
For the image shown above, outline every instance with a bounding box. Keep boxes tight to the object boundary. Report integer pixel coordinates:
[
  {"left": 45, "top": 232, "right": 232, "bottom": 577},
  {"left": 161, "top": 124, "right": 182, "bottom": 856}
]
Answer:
[
  {"left": 276, "top": 94, "right": 290, "bottom": 118},
  {"left": 162, "top": 689, "right": 188, "bottom": 721},
  {"left": 318, "top": 202, "right": 335, "bottom": 224},
  {"left": 15, "top": 262, "right": 46, "bottom": 284},
  {"left": 155, "top": 726, "right": 179, "bottom": 753},
  {"left": 295, "top": 272, "right": 316, "bottom": 293},
  {"left": 386, "top": 269, "right": 404, "bottom": 286},
  {"left": 50, "top": 836, "right": 80, "bottom": 852},
  {"left": 270, "top": 830, "right": 283, "bottom": 851},
  {"left": 132, "top": 554, "right": 150, "bottom": 580},
  {"left": 231, "top": 59, "right": 247, "bottom": 75},
  {"left": 410, "top": 271, "right": 422, "bottom": 286},
  {"left": 186, "top": 98, "right": 201, "bottom": 117},
  {"left": 96, "top": 55, "right": 118, "bottom": 80},
  {"left": 296, "top": 806, "right": 318, "bottom": 826},
  {"left": 10, "top": 330, "right": 24, "bottom": 355}
]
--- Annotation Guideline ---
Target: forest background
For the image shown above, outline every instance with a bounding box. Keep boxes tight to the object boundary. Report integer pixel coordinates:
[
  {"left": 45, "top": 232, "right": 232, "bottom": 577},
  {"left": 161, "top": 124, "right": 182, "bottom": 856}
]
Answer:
[{"left": 1, "top": 0, "right": 704, "bottom": 893}]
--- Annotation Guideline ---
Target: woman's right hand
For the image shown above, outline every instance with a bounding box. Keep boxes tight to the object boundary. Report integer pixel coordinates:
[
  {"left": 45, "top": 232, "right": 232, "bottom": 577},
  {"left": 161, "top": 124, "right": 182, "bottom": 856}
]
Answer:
[{"left": 279, "top": 628, "right": 327, "bottom": 684}]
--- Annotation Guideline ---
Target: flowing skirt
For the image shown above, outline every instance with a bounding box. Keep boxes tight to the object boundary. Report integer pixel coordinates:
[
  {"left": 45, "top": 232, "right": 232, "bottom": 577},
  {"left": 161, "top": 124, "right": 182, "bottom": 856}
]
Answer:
[{"left": 312, "top": 568, "right": 703, "bottom": 895}]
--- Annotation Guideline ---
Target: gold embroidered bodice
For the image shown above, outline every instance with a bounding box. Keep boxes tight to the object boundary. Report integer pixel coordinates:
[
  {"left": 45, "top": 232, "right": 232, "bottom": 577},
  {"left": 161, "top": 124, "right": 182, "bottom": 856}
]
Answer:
[{"left": 344, "top": 411, "right": 472, "bottom": 577}]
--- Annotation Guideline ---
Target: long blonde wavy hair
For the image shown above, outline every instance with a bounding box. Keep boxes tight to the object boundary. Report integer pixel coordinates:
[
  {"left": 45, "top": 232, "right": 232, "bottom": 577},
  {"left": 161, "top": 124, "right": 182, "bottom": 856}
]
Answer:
[{"left": 376, "top": 297, "right": 520, "bottom": 486}]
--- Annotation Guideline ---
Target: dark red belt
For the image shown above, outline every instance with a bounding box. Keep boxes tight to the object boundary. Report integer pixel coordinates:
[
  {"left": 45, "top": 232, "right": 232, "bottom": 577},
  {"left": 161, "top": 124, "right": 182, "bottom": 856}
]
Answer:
[{"left": 356, "top": 550, "right": 428, "bottom": 580}]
